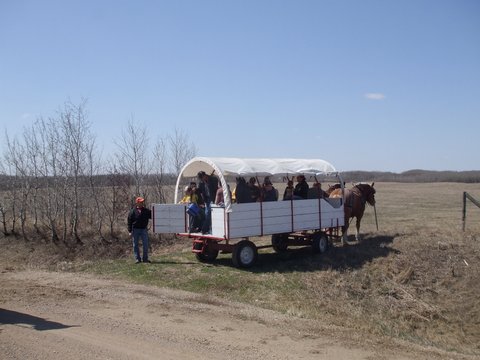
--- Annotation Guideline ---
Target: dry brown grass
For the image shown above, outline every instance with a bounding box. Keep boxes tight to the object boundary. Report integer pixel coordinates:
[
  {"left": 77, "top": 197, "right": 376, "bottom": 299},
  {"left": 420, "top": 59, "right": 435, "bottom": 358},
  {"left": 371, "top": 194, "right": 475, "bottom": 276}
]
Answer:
[{"left": 308, "top": 182, "right": 480, "bottom": 353}]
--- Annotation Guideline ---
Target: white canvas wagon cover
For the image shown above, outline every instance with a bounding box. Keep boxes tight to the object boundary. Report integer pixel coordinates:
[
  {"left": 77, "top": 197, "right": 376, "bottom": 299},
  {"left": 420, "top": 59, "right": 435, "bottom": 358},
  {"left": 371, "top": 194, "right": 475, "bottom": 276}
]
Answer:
[{"left": 174, "top": 157, "right": 340, "bottom": 212}]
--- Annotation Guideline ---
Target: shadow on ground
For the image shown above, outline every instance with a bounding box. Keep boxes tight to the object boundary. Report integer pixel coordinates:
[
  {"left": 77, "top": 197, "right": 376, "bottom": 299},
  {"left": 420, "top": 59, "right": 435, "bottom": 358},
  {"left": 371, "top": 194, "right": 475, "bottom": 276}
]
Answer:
[
  {"left": 0, "top": 308, "right": 78, "bottom": 331},
  {"left": 210, "top": 233, "right": 398, "bottom": 273}
]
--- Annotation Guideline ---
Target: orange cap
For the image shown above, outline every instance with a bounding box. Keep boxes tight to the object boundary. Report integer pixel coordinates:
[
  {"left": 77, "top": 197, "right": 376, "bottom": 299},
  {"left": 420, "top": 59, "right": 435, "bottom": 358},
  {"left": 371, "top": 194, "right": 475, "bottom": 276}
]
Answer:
[{"left": 135, "top": 197, "right": 144, "bottom": 203}]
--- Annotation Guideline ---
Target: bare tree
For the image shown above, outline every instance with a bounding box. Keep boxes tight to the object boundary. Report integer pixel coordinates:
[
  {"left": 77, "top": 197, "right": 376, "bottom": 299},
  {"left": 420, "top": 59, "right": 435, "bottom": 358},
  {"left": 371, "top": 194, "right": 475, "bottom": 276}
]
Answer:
[
  {"left": 58, "top": 99, "right": 93, "bottom": 244},
  {"left": 2, "top": 133, "right": 22, "bottom": 236},
  {"left": 104, "top": 162, "right": 131, "bottom": 239},
  {"left": 86, "top": 139, "right": 110, "bottom": 243},
  {"left": 4, "top": 134, "right": 31, "bottom": 238},
  {"left": 114, "top": 118, "right": 150, "bottom": 199},
  {"left": 168, "top": 127, "right": 196, "bottom": 176},
  {"left": 37, "top": 116, "right": 63, "bottom": 243},
  {"left": 0, "top": 204, "right": 7, "bottom": 236},
  {"left": 152, "top": 136, "right": 169, "bottom": 203},
  {"left": 0, "top": 150, "right": 9, "bottom": 236},
  {"left": 22, "top": 124, "right": 42, "bottom": 234}
]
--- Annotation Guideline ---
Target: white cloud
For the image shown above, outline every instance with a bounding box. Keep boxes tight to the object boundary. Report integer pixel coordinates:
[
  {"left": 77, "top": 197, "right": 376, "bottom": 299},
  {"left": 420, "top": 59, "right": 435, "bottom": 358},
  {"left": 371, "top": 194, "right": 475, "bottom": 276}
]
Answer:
[{"left": 364, "top": 93, "right": 386, "bottom": 100}]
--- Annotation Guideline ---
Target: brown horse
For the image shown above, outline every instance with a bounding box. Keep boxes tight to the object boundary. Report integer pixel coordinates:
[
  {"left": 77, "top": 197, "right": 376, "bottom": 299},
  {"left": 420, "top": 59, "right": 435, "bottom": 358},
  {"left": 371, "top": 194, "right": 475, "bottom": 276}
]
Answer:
[{"left": 329, "top": 183, "right": 376, "bottom": 243}]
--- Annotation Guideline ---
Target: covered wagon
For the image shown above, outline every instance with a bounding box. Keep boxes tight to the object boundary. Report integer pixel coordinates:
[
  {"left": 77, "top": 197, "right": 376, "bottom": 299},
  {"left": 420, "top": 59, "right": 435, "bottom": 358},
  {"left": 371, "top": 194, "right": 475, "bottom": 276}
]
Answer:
[{"left": 152, "top": 157, "right": 345, "bottom": 267}]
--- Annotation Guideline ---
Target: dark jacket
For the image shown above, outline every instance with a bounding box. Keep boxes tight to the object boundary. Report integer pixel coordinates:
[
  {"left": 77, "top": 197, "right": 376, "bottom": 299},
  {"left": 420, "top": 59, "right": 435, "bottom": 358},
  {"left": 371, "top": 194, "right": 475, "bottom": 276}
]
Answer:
[
  {"left": 208, "top": 176, "right": 219, "bottom": 201},
  {"left": 128, "top": 206, "right": 152, "bottom": 232},
  {"left": 198, "top": 180, "right": 211, "bottom": 204},
  {"left": 248, "top": 184, "right": 261, "bottom": 202},
  {"left": 235, "top": 178, "right": 251, "bottom": 203},
  {"left": 293, "top": 180, "right": 309, "bottom": 199},
  {"left": 263, "top": 185, "right": 278, "bottom": 201}
]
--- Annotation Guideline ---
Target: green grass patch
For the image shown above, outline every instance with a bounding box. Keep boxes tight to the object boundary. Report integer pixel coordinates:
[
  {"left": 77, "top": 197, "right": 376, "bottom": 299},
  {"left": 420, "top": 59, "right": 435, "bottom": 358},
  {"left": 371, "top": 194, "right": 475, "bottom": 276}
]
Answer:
[{"left": 80, "top": 246, "right": 327, "bottom": 318}]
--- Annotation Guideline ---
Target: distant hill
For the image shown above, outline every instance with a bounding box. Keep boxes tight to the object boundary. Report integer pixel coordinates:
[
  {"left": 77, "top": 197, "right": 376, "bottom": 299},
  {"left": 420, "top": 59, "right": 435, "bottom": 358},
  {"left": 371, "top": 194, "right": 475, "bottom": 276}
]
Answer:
[{"left": 340, "top": 170, "right": 480, "bottom": 183}]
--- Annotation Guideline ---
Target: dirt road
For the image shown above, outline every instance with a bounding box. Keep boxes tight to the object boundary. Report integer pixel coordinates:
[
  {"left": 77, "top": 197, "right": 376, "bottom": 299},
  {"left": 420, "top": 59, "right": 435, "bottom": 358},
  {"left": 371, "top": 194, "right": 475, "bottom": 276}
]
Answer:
[{"left": 0, "top": 269, "right": 462, "bottom": 360}]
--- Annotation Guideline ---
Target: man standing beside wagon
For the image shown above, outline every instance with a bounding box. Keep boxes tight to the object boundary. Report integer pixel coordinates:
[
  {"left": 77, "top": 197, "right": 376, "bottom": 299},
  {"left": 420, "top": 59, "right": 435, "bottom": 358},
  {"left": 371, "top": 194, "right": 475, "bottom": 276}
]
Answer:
[{"left": 127, "top": 197, "right": 152, "bottom": 264}]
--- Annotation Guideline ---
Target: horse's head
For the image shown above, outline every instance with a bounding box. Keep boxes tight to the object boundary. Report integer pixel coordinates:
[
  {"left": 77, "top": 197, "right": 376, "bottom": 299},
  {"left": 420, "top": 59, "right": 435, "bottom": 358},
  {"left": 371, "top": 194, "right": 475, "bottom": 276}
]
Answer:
[{"left": 354, "top": 182, "right": 376, "bottom": 206}]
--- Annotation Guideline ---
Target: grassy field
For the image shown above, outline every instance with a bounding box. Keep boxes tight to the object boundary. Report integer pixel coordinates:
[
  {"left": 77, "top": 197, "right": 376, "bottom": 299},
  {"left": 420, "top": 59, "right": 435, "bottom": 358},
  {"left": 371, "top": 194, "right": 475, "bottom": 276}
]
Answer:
[{"left": 5, "top": 182, "right": 480, "bottom": 356}]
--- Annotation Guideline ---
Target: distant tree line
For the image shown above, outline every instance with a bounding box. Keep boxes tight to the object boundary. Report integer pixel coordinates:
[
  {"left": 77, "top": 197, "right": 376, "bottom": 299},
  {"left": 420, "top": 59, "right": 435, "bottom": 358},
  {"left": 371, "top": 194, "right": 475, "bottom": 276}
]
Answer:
[
  {"left": 341, "top": 170, "right": 480, "bottom": 183},
  {"left": 0, "top": 100, "right": 195, "bottom": 244}
]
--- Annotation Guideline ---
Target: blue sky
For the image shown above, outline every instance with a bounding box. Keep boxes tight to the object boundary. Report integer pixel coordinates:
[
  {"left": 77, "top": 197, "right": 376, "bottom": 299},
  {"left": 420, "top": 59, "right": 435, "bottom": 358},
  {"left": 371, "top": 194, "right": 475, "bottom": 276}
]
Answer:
[{"left": 1, "top": 0, "right": 479, "bottom": 172}]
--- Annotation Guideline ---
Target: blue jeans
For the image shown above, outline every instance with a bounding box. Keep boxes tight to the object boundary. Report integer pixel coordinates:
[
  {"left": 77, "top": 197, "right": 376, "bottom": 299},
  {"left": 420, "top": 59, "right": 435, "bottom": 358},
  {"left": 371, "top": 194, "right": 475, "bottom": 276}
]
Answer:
[{"left": 132, "top": 228, "right": 149, "bottom": 261}]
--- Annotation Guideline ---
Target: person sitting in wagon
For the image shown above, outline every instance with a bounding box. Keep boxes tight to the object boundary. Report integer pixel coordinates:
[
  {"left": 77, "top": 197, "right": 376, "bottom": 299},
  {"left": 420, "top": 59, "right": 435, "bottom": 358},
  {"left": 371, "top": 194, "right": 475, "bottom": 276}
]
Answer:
[
  {"left": 215, "top": 182, "right": 224, "bottom": 205},
  {"left": 307, "top": 181, "right": 328, "bottom": 199},
  {"left": 189, "top": 181, "right": 201, "bottom": 197},
  {"left": 234, "top": 177, "right": 250, "bottom": 203},
  {"left": 283, "top": 180, "right": 294, "bottom": 200},
  {"left": 262, "top": 176, "right": 278, "bottom": 201},
  {"left": 248, "top": 177, "right": 261, "bottom": 202},
  {"left": 215, "top": 182, "right": 231, "bottom": 206},
  {"left": 293, "top": 175, "right": 309, "bottom": 199}
]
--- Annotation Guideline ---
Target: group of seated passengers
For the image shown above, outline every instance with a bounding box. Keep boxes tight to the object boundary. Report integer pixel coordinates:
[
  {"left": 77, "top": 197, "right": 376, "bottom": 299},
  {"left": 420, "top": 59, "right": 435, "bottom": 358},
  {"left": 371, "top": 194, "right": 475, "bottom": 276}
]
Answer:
[
  {"left": 233, "top": 176, "right": 279, "bottom": 203},
  {"left": 231, "top": 174, "right": 331, "bottom": 203},
  {"left": 181, "top": 174, "right": 329, "bottom": 212},
  {"left": 283, "top": 175, "right": 320, "bottom": 200},
  {"left": 284, "top": 175, "right": 330, "bottom": 200}
]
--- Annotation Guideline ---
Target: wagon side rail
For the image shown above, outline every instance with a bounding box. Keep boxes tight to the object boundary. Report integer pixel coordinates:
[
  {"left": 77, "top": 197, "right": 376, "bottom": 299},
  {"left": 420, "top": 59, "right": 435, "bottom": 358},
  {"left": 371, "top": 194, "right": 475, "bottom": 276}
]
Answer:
[{"left": 153, "top": 198, "right": 344, "bottom": 239}]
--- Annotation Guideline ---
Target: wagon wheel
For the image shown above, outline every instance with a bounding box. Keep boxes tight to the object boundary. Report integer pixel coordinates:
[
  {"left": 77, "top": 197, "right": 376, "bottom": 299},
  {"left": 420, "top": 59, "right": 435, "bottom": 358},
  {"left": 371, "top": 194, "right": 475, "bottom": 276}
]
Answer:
[
  {"left": 312, "top": 232, "right": 329, "bottom": 254},
  {"left": 193, "top": 241, "right": 219, "bottom": 262},
  {"left": 232, "top": 240, "right": 258, "bottom": 268},
  {"left": 271, "top": 233, "right": 289, "bottom": 253}
]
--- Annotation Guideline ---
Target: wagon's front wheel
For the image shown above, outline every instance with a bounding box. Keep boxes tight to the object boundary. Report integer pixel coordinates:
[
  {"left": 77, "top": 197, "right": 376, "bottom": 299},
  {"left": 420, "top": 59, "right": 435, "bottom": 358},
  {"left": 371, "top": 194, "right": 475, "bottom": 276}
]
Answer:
[
  {"left": 271, "top": 233, "right": 289, "bottom": 252},
  {"left": 232, "top": 240, "right": 258, "bottom": 268},
  {"left": 193, "top": 241, "right": 219, "bottom": 262},
  {"left": 312, "top": 232, "right": 329, "bottom": 254}
]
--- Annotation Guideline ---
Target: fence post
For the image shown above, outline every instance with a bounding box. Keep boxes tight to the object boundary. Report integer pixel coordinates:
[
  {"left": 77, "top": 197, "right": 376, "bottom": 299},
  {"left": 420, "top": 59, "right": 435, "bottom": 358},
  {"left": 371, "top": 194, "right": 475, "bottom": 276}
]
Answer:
[{"left": 463, "top": 191, "right": 480, "bottom": 232}]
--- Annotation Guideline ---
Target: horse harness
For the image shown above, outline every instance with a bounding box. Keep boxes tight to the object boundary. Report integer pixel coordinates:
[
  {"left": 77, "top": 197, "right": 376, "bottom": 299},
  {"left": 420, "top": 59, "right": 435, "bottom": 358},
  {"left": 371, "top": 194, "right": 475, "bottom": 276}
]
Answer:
[{"left": 349, "top": 186, "right": 368, "bottom": 207}]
